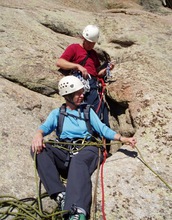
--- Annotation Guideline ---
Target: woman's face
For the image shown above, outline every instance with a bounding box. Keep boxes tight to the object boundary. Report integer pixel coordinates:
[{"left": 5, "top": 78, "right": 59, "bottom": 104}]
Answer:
[{"left": 73, "top": 88, "right": 84, "bottom": 106}]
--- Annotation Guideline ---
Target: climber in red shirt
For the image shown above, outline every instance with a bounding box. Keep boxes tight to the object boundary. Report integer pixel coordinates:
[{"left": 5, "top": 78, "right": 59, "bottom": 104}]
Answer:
[{"left": 56, "top": 24, "right": 114, "bottom": 154}]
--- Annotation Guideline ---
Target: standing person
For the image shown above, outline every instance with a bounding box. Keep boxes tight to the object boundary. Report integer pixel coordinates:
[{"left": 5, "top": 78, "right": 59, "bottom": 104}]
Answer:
[
  {"left": 56, "top": 24, "right": 114, "bottom": 154},
  {"left": 31, "top": 76, "right": 136, "bottom": 220}
]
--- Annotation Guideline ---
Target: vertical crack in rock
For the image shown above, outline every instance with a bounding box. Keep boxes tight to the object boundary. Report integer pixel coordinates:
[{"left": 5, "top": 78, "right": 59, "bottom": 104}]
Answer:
[{"left": 106, "top": 95, "right": 136, "bottom": 137}]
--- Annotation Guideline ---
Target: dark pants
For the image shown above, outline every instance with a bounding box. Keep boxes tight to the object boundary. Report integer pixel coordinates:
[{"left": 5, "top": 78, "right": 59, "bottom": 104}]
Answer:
[
  {"left": 31, "top": 143, "right": 103, "bottom": 216},
  {"left": 85, "top": 77, "right": 111, "bottom": 152}
]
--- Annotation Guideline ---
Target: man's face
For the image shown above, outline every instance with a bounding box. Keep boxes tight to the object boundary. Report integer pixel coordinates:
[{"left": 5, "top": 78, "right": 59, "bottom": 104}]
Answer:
[{"left": 83, "top": 39, "right": 96, "bottom": 51}]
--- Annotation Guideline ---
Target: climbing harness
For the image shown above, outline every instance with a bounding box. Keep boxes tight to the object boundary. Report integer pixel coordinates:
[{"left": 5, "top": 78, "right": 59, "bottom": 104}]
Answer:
[{"left": 57, "top": 103, "right": 103, "bottom": 167}]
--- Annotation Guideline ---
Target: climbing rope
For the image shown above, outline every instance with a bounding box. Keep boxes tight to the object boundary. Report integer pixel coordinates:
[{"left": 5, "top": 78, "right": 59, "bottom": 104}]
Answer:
[
  {"left": 0, "top": 194, "right": 66, "bottom": 219},
  {"left": 91, "top": 147, "right": 102, "bottom": 220},
  {"left": 135, "top": 145, "right": 172, "bottom": 191},
  {"left": 100, "top": 138, "right": 108, "bottom": 220},
  {"left": 0, "top": 150, "right": 68, "bottom": 220},
  {"left": 0, "top": 138, "right": 107, "bottom": 220},
  {"left": 96, "top": 78, "right": 106, "bottom": 114},
  {"left": 0, "top": 140, "right": 171, "bottom": 220}
]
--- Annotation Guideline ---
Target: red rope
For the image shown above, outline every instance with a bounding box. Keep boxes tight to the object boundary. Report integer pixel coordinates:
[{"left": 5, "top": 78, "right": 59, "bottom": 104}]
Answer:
[
  {"left": 101, "top": 141, "right": 107, "bottom": 220},
  {"left": 96, "top": 78, "right": 107, "bottom": 219},
  {"left": 96, "top": 78, "right": 106, "bottom": 114}
]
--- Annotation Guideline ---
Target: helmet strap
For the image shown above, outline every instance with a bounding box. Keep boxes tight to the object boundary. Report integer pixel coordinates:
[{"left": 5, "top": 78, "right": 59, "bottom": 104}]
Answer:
[{"left": 65, "top": 95, "right": 78, "bottom": 109}]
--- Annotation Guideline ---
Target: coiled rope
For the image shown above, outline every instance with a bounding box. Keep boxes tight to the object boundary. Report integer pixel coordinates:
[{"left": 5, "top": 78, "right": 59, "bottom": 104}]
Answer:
[{"left": 0, "top": 140, "right": 171, "bottom": 220}]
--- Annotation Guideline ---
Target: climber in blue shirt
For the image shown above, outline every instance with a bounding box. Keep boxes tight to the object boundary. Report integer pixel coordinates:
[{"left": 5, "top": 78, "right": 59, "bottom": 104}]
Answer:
[
  {"left": 39, "top": 104, "right": 116, "bottom": 141},
  {"left": 31, "top": 75, "right": 136, "bottom": 220}
]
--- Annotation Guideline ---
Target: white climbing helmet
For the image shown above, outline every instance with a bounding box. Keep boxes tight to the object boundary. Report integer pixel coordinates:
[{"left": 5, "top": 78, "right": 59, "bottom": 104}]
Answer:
[
  {"left": 82, "top": 25, "right": 99, "bottom": 43},
  {"left": 58, "top": 75, "right": 84, "bottom": 96}
]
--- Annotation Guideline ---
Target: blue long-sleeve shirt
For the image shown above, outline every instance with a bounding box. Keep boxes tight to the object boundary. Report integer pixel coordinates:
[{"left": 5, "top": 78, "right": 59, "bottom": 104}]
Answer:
[{"left": 39, "top": 107, "right": 116, "bottom": 140}]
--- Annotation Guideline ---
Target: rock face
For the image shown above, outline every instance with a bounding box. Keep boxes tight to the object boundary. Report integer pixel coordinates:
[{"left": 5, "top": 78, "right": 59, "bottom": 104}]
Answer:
[{"left": 0, "top": 0, "right": 172, "bottom": 219}]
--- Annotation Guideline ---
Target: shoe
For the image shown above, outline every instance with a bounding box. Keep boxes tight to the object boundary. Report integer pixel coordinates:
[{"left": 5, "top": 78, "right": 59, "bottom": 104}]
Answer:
[
  {"left": 69, "top": 213, "right": 86, "bottom": 220},
  {"left": 56, "top": 192, "right": 65, "bottom": 210}
]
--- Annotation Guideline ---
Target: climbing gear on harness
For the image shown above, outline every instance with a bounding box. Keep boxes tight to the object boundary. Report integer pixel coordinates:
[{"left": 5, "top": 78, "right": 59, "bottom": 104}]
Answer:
[
  {"left": 72, "top": 53, "right": 91, "bottom": 93},
  {"left": 63, "top": 139, "right": 83, "bottom": 167},
  {"left": 55, "top": 192, "right": 66, "bottom": 210},
  {"left": 82, "top": 25, "right": 99, "bottom": 43},
  {"left": 57, "top": 103, "right": 99, "bottom": 167},
  {"left": 104, "top": 61, "right": 112, "bottom": 83},
  {"left": 73, "top": 71, "right": 91, "bottom": 93},
  {"left": 58, "top": 76, "right": 84, "bottom": 96}
]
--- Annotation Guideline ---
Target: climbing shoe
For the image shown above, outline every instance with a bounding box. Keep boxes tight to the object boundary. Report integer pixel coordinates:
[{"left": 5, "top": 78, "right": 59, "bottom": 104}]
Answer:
[
  {"left": 55, "top": 192, "right": 65, "bottom": 210},
  {"left": 69, "top": 213, "right": 86, "bottom": 220}
]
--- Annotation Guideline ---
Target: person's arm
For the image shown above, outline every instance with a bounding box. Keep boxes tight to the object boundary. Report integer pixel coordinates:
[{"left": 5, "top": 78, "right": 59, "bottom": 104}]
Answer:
[
  {"left": 31, "top": 109, "right": 59, "bottom": 154},
  {"left": 31, "top": 129, "right": 45, "bottom": 154},
  {"left": 57, "top": 58, "right": 89, "bottom": 79},
  {"left": 90, "top": 109, "right": 136, "bottom": 148},
  {"left": 98, "top": 68, "right": 107, "bottom": 77},
  {"left": 56, "top": 44, "right": 79, "bottom": 71},
  {"left": 56, "top": 58, "right": 80, "bottom": 70},
  {"left": 97, "top": 61, "right": 115, "bottom": 77},
  {"left": 114, "top": 133, "right": 136, "bottom": 148}
]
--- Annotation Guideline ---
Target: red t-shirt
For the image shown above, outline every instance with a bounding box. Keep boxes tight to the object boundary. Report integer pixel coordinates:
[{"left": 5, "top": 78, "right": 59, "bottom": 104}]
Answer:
[{"left": 60, "top": 43, "right": 100, "bottom": 77}]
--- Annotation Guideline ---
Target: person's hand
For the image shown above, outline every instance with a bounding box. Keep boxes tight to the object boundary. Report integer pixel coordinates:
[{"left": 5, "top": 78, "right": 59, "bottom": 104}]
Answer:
[
  {"left": 98, "top": 61, "right": 115, "bottom": 78},
  {"left": 109, "top": 61, "right": 115, "bottom": 70},
  {"left": 121, "top": 136, "right": 137, "bottom": 148},
  {"left": 115, "top": 134, "right": 136, "bottom": 148},
  {"left": 98, "top": 68, "right": 106, "bottom": 77},
  {"left": 77, "top": 65, "right": 89, "bottom": 79},
  {"left": 31, "top": 130, "right": 46, "bottom": 154}
]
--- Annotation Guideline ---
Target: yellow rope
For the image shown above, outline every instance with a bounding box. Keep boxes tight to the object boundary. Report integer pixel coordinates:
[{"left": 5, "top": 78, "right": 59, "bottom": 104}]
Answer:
[
  {"left": 0, "top": 140, "right": 171, "bottom": 220},
  {"left": 135, "top": 145, "right": 172, "bottom": 191}
]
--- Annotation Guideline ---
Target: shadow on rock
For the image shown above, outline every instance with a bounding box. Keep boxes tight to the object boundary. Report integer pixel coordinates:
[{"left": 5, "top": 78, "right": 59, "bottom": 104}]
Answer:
[{"left": 117, "top": 148, "right": 138, "bottom": 158}]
